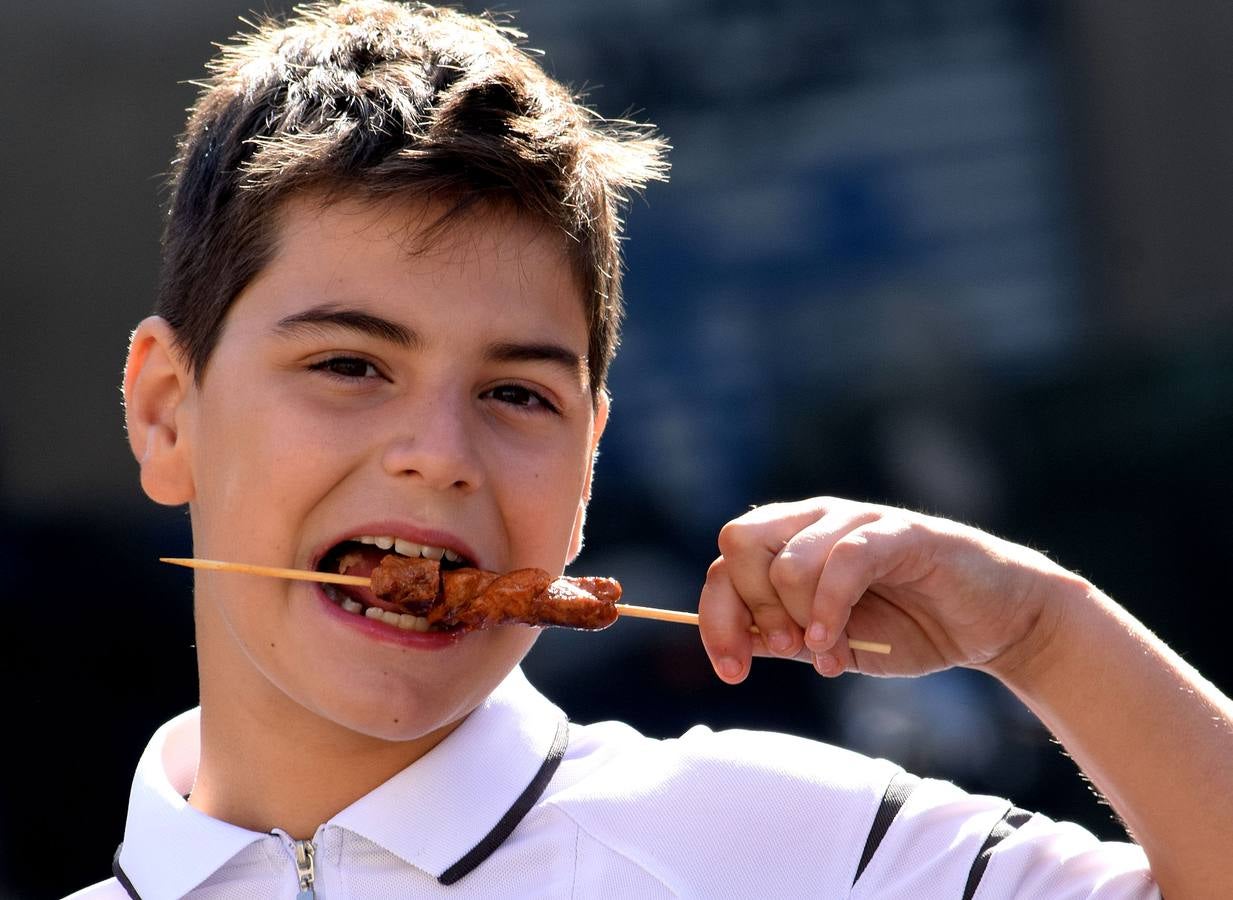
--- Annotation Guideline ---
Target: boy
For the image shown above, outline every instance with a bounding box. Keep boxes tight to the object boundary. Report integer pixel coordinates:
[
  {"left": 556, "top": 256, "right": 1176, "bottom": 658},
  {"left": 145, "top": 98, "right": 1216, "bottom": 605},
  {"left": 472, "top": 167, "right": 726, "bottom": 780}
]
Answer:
[{"left": 73, "top": 2, "right": 1232, "bottom": 897}]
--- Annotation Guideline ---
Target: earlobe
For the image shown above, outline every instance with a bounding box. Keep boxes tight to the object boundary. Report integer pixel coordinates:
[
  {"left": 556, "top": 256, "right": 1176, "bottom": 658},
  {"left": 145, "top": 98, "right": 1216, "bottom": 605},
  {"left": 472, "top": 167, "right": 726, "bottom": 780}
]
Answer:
[{"left": 124, "top": 316, "right": 196, "bottom": 505}]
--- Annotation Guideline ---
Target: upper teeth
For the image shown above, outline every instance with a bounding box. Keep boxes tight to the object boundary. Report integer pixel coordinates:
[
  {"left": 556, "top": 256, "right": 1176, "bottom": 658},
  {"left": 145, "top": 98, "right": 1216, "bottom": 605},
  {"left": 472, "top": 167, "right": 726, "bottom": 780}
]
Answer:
[{"left": 356, "top": 535, "right": 461, "bottom": 563}]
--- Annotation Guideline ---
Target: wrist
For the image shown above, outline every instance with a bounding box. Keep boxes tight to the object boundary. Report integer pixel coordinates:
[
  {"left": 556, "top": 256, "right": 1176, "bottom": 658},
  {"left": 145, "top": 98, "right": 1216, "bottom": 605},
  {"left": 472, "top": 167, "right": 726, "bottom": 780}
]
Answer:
[{"left": 977, "top": 567, "right": 1096, "bottom": 694}]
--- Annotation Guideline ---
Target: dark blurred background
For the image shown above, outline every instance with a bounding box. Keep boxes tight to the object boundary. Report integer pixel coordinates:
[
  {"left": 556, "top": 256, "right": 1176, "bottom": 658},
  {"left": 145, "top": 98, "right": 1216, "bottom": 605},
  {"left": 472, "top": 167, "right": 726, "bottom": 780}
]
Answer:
[{"left": 3, "top": 1, "right": 1233, "bottom": 897}]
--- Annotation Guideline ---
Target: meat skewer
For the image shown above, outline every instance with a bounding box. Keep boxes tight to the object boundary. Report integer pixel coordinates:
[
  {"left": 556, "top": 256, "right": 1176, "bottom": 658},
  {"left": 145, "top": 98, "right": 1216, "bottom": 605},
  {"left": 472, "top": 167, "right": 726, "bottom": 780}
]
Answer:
[
  {"left": 158, "top": 557, "right": 892, "bottom": 653},
  {"left": 368, "top": 555, "right": 620, "bottom": 631}
]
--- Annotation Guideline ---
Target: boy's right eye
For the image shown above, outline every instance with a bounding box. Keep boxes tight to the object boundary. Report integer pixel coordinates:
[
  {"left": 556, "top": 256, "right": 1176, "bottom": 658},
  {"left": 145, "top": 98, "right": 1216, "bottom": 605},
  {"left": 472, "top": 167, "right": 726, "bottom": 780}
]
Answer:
[{"left": 308, "top": 356, "right": 382, "bottom": 380}]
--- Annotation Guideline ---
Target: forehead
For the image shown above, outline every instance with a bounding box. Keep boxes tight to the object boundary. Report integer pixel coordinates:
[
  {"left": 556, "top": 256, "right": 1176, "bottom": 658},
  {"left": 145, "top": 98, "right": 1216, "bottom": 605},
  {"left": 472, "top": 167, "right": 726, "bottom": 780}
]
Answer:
[
  {"left": 230, "top": 191, "right": 589, "bottom": 337},
  {"left": 276, "top": 191, "right": 574, "bottom": 281}
]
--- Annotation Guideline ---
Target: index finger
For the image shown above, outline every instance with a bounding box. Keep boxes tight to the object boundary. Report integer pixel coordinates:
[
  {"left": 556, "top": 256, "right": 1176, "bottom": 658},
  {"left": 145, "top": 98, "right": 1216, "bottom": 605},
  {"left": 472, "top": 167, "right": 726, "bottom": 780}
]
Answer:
[
  {"left": 717, "top": 498, "right": 839, "bottom": 650},
  {"left": 698, "top": 556, "right": 756, "bottom": 683}
]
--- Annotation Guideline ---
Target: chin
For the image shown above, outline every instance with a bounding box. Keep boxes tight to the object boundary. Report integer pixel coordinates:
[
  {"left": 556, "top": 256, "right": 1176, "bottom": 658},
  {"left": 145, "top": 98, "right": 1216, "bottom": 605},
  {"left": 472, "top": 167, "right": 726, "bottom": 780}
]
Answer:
[
  {"left": 343, "top": 715, "right": 449, "bottom": 744},
  {"left": 295, "top": 668, "right": 491, "bottom": 744},
  {"left": 310, "top": 690, "right": 457, "bottom": 743}
]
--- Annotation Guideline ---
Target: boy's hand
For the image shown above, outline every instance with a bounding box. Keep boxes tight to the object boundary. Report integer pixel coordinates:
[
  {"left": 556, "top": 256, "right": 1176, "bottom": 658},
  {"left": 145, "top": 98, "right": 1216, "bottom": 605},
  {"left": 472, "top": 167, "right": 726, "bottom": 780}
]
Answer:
[
  {"left": 698, "top": 497, "right": 1079, "bottom": 683},
  {"left": 699, "top": 498, "right": 1233, "bottom": 899}
]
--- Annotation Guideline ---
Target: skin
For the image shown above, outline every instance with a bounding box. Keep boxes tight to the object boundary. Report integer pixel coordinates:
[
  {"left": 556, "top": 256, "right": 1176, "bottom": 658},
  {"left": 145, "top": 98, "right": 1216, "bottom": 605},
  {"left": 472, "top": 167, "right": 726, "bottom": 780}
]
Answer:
[
  {"left": 124, "top": 193, "right": 607, "bottom": 838},
  {"left": 122, "top": 191, "right": 1232, "bottom": 894},
  {"left": 699, "top": 497, "right": 1233, "bottom": 898}
]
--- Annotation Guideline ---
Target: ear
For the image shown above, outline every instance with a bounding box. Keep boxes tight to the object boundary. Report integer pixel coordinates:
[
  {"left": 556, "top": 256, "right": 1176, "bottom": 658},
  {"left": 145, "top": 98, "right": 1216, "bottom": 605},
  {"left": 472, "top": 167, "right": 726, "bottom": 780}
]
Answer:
[
  {"left": 123, "top": 316, "right": 196, "bottom": 505},
  {"left": 566, "top": 390, "right": 610, "bottom": 564}
]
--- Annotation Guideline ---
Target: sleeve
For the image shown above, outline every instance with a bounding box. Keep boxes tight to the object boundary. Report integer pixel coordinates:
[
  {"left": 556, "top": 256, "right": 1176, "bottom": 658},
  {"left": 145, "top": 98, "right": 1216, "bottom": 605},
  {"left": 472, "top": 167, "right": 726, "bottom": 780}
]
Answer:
[{"left": 848, "top": 772, "right": 1160, "bottom": 900}]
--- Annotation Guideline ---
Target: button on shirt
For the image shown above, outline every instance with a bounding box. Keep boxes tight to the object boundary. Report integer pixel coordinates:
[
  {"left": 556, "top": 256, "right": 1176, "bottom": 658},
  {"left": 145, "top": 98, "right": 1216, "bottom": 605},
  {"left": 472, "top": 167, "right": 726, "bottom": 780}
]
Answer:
[{"left": 68, "top": 668, "right": 1158, "bottom": 899}]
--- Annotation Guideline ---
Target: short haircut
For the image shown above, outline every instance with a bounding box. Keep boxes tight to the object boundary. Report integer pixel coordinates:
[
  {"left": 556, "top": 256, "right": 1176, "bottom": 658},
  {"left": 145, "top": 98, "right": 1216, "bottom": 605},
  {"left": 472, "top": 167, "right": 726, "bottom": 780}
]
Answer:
[{"left": 157, "top": 0, "right": 667, "bottom": 393}]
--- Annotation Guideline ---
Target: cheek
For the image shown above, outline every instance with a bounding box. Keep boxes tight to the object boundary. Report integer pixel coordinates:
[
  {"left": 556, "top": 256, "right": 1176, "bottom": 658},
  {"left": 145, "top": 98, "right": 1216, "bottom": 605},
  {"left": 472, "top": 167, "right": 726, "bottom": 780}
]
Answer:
[
  {"left": 498, "top": 444, "right": 591, "bottom": 562},
  {"left": 190, "top": 392, "right": 341, "bottom": 556}
]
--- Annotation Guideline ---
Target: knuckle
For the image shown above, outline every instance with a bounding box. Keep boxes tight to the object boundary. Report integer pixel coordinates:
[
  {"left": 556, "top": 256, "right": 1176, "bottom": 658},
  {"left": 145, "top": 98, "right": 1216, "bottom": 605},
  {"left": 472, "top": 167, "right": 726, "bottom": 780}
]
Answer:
[
  {"left": 901, "top": 516, "right": 928, "bottom": 546},
  {"left": 698, "top": 630, "right": 726, "bottom": 657},
  {"left": 768, "top": 552, "right": 813, "bottom": 594},
  {"left": 830, "top": 532, "right": 869, "bottom": 564},
  {"left": 717, "top": 519, "right": 758, "bottom": 556},
  {"left": 744, "top": 593, "right": 783, "bottom": 614},
  {"left": 823, "top": 537, "right": 874, "bottom": 593}
]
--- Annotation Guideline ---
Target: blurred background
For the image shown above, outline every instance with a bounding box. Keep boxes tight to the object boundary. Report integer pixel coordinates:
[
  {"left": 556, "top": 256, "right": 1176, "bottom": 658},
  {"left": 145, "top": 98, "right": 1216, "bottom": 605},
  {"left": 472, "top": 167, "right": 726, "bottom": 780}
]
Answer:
[{"left": 3, "top": 0, "right": 1233, "bottom": 896}]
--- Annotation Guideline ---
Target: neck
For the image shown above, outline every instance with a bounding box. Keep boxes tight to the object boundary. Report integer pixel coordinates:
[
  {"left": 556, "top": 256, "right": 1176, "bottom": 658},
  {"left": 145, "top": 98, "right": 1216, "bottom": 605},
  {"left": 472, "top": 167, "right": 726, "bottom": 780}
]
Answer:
[
  {"left": 189, "top": 632, "right": 462, "bottom": 839},
  {"left": 191, "top": 689, "right": 459, "bottom": 840}
]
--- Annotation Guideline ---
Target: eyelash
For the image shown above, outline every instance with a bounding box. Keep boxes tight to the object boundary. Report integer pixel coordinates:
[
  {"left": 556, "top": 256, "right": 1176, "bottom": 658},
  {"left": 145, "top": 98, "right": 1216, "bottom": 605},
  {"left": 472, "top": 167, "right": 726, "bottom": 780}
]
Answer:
[
  {"left": 480, "top": 383, "right": 560, "bottom": 415},
  {"left": 308, "top": 356, "right": 382, "bottom": 381},
  {"left": 307, "top": 356, "right": 561, "bottom": 415}
]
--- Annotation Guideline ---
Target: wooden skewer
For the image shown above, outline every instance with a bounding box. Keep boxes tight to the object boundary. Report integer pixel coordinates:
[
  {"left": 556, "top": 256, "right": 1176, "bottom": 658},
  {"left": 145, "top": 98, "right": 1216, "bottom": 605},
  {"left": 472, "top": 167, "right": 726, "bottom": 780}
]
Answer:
[
  {"left": 619, "top": 608, "right": 891, "bottom": 655},
  {"left": 159, "top": 557, "right": 892, "bottom": 654},
  {"left": 161, "top": 557, "right": 371, "bottom": 587},
  {"left": 748, "top": 625, "right": 891, "bottom": 656}
]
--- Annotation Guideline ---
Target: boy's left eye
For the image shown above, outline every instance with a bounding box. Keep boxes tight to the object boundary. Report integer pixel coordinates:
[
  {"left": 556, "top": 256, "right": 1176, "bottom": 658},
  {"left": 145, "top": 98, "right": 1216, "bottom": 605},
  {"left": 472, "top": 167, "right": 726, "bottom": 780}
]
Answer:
[
  {"left": 482, "top": 384, "right": 559, "bottom": 414},
  {"left": 308, "top": 356, "right": 381, "bottom": 380}
]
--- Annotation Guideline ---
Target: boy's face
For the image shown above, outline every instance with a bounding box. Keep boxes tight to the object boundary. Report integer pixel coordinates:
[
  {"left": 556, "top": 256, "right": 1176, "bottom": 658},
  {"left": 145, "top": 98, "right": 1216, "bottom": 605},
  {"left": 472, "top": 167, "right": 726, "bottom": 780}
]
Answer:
[{"left": 130, "top": 193, "right": 605, "bottom": 743}]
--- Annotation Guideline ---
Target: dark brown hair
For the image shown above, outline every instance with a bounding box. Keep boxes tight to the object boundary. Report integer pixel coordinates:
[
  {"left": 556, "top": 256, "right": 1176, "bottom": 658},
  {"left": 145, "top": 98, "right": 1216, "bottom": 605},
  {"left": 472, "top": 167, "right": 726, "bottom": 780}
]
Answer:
[{"left": 157, "top": 0, "right": 667, "bottom": 392}]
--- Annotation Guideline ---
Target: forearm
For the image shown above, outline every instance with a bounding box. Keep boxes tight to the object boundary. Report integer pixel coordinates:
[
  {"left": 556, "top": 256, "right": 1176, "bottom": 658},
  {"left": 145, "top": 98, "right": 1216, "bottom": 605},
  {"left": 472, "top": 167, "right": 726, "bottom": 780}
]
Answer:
[{"left": 986, "top": 577, "right": 1233, "bottom": 898}]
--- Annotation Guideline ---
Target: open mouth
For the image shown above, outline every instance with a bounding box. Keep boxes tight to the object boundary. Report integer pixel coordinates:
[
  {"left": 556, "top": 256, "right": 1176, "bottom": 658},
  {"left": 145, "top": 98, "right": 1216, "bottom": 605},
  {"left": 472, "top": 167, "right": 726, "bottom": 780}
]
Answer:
[{"left": 316, "top": 535, "right": 474, "bottom": 633}]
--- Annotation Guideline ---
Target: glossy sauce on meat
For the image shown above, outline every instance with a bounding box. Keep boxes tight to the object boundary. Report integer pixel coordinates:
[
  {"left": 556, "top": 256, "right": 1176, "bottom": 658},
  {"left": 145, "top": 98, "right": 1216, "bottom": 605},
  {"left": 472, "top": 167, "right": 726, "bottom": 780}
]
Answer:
[
  {"left": 369, "top": 555, "right": 621, "bottom": 631},
  {"left": 368, "top": 556, "right": 441, "bottom": 611}
]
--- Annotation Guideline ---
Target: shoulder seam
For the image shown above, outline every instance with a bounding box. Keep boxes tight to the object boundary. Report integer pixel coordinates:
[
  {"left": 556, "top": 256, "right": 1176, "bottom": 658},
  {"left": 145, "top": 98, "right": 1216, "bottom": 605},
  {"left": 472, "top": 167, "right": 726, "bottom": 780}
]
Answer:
[
  {"left": 569, "top": 817, "right": 580, "bottom": 899},
  {"left": 544, "top": 802, "right": 680, "bottom": 898}
]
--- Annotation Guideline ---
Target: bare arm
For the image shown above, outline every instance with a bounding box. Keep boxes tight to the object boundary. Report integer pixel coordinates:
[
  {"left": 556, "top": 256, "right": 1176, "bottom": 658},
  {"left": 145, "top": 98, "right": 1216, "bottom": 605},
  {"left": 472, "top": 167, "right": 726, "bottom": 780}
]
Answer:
[
  {"left": 988, "top": 578, "right": 1233, "bottom": 897},
  {"left": 697, "top": 497, "right": 1233, "bottom": 899}
]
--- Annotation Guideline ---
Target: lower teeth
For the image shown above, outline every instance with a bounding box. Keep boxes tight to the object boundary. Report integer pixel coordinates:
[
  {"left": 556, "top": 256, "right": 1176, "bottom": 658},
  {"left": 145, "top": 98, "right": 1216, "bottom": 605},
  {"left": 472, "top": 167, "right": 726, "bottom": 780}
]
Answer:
[
  {"left": 326, "top": 584, "right": 432, "bottom": 632},
  {"left": 363, "top": 605, "right": 432, "bottom": 632}
]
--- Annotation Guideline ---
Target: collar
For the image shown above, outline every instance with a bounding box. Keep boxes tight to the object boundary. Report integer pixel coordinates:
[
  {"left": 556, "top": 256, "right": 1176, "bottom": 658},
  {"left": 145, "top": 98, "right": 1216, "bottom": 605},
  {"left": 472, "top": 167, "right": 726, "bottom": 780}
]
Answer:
[
  {"left": 330, "top": 666, "right": 567, "bottom": 883},
  {"left": 115, "top": 667, "right": 567, "bottom": 897}
]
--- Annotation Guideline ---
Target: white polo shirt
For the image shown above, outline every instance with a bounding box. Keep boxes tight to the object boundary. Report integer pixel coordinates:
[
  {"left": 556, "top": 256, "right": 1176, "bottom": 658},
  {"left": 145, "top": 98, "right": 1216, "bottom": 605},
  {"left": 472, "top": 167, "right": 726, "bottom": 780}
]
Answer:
[{"left": 67, "top": 668, "right": 1158, "bottom": 899}]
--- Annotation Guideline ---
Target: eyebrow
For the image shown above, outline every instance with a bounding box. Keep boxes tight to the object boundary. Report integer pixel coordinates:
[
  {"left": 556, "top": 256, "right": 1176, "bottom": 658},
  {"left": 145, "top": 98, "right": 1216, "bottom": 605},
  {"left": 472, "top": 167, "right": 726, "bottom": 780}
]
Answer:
[
  {"left": 273, "top": 304, "right": 587, "bottom": 380},
  {"left": 485, "top": 341, "right": 587, "bottom": 379},
  {"left": 273, "top": 305, "right": 418, "bottom": 347}
]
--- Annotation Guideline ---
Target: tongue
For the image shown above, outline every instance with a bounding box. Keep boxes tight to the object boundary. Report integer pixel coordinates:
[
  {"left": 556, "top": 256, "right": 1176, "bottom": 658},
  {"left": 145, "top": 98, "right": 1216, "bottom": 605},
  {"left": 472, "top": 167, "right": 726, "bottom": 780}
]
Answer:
[{"left": 337, "top": 546, "right": 390, "bottom": 579}]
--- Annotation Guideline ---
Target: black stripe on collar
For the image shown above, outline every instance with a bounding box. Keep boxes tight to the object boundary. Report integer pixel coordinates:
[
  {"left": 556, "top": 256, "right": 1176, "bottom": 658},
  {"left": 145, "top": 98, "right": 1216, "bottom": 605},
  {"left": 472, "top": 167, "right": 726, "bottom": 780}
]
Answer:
[
  {"left": 438, "top": 716, "right": 571, "bottom": 886},
  {"left": 112, "top": 843, "right": 142, "bottom": 900},
  {"left": 113, "top": 718, "right": 571, "bottom": 894}
]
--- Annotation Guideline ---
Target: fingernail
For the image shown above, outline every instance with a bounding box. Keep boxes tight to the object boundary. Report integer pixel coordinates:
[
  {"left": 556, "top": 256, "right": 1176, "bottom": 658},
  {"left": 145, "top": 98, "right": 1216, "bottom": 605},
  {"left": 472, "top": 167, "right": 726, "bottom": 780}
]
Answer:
[
  {"left": 807, "top": 622, "right": 827, "bottom": 647},
  {"left": 813, "top": 652, "right": 838, "bottom": 677},
  {"left": 768, "top": 630, "right": 792, "bottom": 654},
  {"left": 717, "top": 657, "right": 742, "bottom": 680}
]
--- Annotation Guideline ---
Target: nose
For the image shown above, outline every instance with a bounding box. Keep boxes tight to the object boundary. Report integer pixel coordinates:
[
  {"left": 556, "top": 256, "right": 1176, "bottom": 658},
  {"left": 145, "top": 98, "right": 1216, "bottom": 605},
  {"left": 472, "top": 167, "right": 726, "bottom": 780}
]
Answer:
[{"left": 380, "top": 395, "right": 484, "bottom": 493}]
